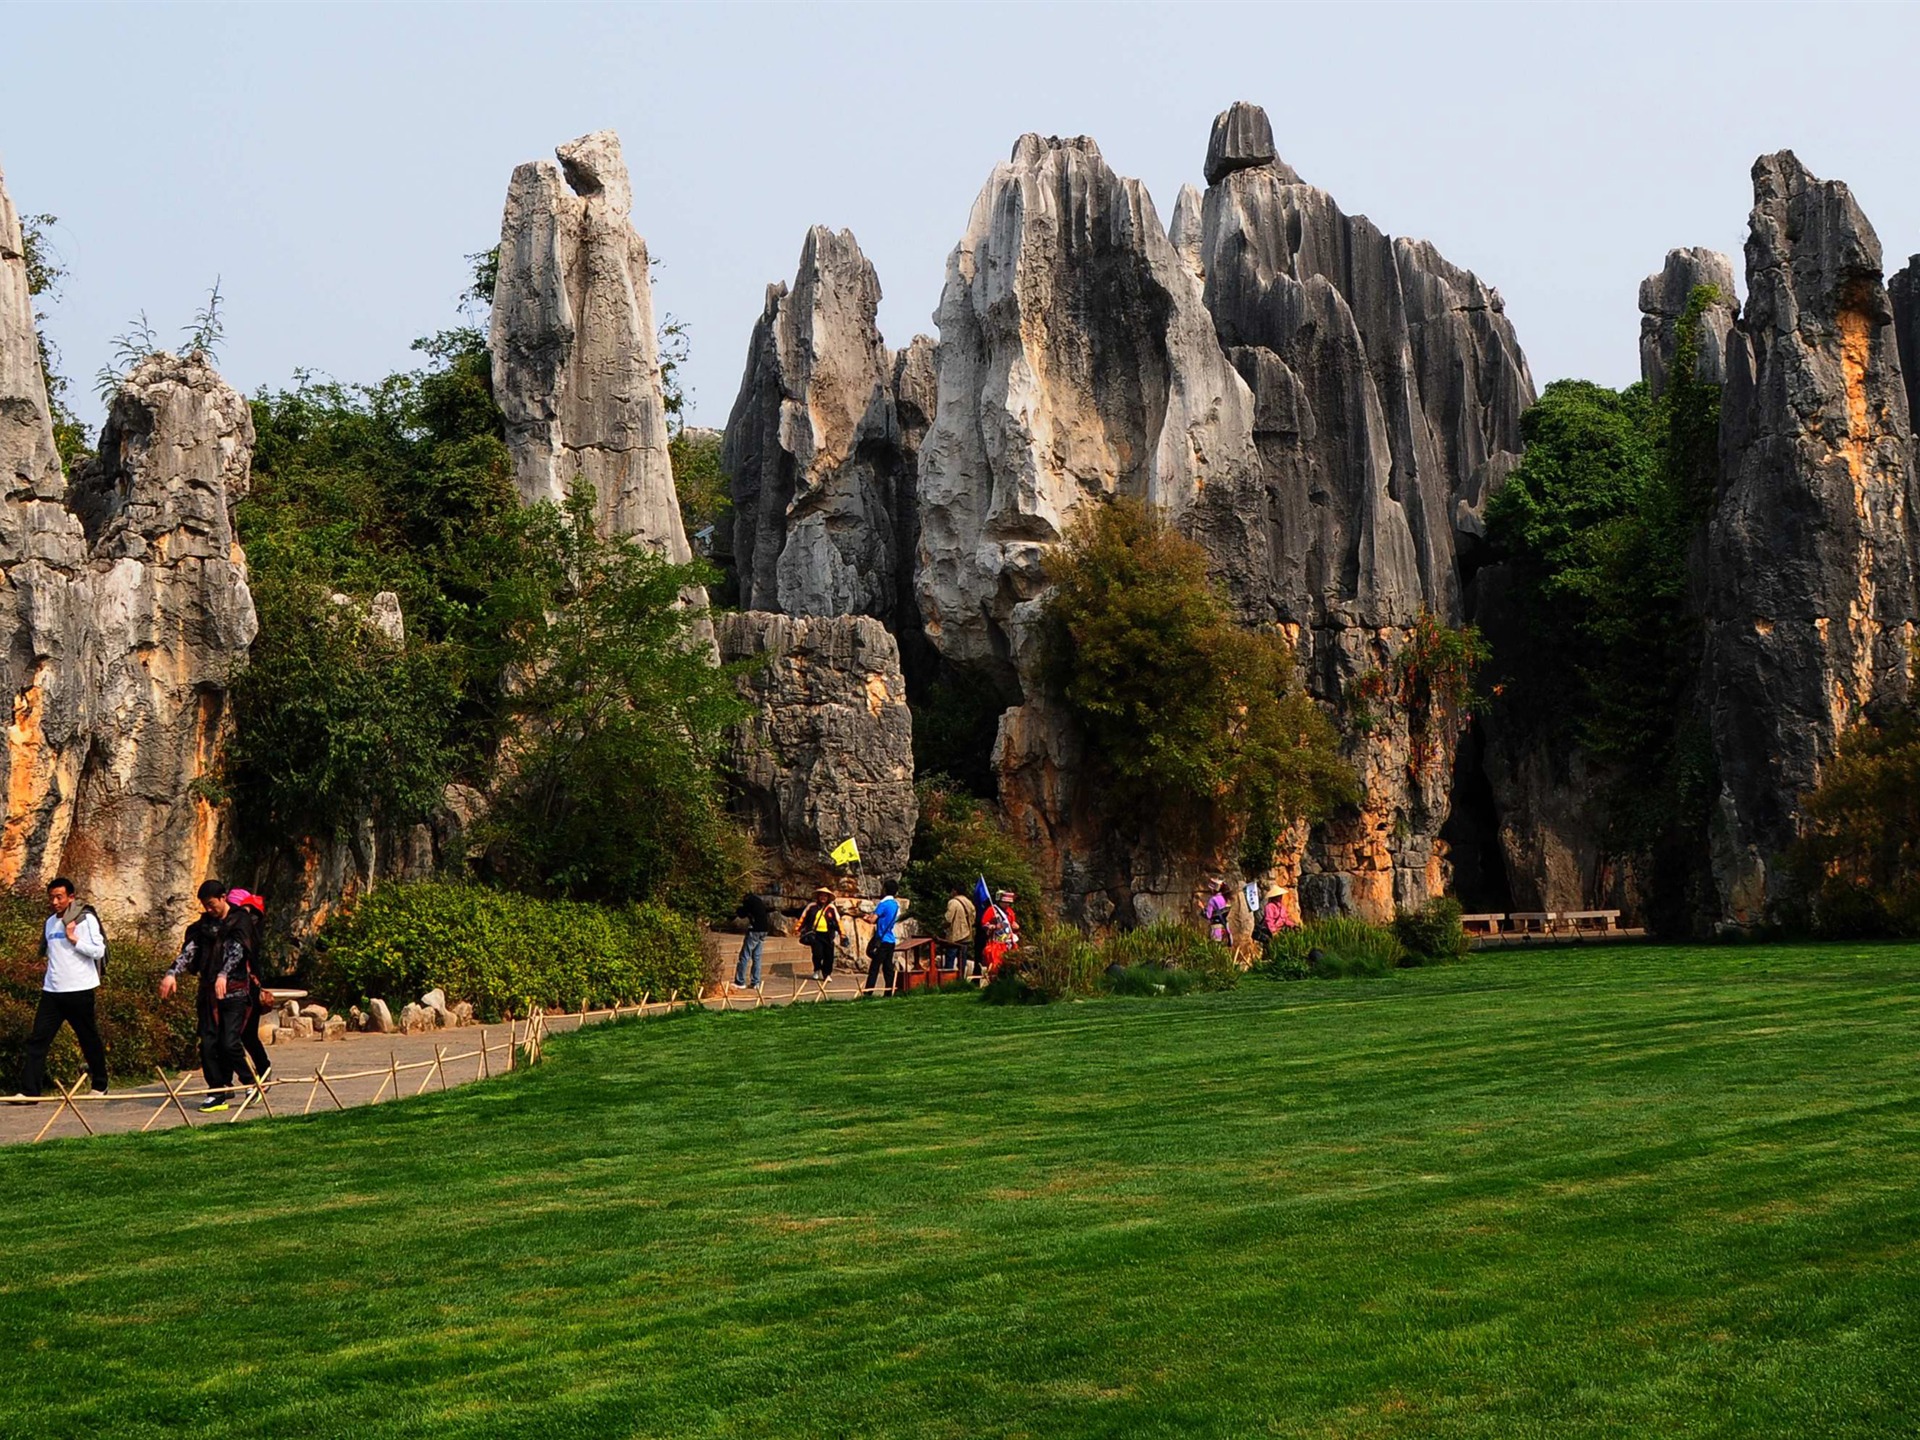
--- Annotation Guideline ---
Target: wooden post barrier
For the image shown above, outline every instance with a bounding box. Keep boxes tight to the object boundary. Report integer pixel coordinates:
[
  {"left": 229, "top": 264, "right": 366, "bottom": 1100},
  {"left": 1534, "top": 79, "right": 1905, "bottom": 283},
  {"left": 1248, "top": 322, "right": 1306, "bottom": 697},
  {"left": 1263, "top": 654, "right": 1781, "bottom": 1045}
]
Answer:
[
  {"left": 33, "top": 1076, "right": 88, "bottom": 1143},
  {"left": 150, "top": 1067, "right": 196, "bottom": 1132},
  {"left": 313, "top": 1055, "right": 348, "bottom": 1112}
]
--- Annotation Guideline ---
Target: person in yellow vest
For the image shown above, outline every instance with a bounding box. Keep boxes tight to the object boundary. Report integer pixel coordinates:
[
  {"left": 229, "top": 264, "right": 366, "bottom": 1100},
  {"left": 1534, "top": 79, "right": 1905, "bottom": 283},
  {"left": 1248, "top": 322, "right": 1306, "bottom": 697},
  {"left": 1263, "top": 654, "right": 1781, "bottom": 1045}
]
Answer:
[{"left": 797, "top": 886, "right": 845, "bottom": 981}]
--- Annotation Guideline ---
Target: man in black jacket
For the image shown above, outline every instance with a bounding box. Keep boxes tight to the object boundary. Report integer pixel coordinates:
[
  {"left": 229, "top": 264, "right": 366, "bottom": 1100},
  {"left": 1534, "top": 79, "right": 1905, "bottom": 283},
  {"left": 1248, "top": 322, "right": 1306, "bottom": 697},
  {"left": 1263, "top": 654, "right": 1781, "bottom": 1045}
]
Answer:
[
  {"left": 159, "top": 881, "right": 254, "bottom": 1113},
  {"left": 732, "top": 890, "right": 774, "bottom": 990}
]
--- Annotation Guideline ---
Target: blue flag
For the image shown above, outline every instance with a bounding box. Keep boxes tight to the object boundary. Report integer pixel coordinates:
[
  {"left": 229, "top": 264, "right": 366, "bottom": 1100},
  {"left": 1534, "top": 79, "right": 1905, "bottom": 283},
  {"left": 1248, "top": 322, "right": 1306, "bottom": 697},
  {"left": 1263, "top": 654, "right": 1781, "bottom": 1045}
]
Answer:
[{"left": 973, "top": 874, "right": 992, "bottom": 912}]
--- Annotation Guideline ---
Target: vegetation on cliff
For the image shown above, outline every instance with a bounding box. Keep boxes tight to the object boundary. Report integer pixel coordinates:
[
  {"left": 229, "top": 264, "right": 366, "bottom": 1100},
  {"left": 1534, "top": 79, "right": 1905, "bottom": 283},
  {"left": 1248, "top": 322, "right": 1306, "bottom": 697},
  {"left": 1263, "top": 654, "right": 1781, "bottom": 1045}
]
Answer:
[
  {"left": 1790, "top": 652, "right": 1920, "bottom": 938},
  {"left": 1483, "top": 286, "right": 1726, "bottom": 927},
  {"left": 234, "top": 311, "right": 747, "bottom": 918},
  {"left": 1038, "top": 497, "right": 1355, "bottom": 858}
]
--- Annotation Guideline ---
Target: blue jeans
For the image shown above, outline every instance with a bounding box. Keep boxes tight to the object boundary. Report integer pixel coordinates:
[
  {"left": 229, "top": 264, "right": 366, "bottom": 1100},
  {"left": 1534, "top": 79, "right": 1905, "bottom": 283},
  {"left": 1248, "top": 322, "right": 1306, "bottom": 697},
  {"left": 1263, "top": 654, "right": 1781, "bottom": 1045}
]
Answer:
[{"left": 734, "top": 930, "right": 765, "bottom": 987}]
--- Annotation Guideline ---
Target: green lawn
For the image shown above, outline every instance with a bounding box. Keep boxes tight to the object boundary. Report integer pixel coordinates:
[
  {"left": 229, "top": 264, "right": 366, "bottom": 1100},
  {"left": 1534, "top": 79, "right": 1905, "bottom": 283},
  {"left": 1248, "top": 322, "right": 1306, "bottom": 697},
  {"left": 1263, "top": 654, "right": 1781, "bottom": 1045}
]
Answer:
[{"left": 2, "top": 943, "right": 1917, "bottom": 1438}]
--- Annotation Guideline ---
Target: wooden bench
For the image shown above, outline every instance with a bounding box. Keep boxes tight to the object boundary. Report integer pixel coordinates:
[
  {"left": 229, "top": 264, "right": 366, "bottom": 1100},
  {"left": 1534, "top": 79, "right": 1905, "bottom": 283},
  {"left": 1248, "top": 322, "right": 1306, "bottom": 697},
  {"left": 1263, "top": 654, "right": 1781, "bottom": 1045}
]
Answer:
[
  {"left": 1461, "top": 913, "right": 1506, "bottom": 936},
  {"left": 1562, "top": 910, "right": 1622, "bottom": 935},
  {"left": 1506, "top": 911, "right": 1557, "bottom": 935}
]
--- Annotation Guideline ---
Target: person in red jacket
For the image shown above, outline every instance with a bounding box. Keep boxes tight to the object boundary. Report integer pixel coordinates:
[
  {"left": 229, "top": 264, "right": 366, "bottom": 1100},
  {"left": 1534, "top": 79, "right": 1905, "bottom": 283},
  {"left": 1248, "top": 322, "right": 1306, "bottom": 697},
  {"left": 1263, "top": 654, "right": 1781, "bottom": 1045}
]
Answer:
[{"left": 981, "top": 891, "right": 1020, "bottom": 976}]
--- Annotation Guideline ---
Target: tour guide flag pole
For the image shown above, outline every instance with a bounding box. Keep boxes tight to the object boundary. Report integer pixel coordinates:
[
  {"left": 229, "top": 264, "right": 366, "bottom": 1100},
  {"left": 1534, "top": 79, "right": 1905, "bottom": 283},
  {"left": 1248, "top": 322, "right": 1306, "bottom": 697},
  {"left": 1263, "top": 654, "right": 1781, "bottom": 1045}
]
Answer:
[
  {"left": 973, "top": 875, "right": 992, "bottom": 911},
  {"left": 830, "top": 837, "right": 861, "bottom": 867}
]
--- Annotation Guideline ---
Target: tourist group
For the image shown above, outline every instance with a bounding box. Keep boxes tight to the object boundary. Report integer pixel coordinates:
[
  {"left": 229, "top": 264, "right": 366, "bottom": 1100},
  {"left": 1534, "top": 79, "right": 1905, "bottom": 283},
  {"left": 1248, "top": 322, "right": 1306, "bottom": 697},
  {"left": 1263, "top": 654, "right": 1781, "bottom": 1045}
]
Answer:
[{"left": 10, "top": 876, "right": 276, "bottom": 1113}]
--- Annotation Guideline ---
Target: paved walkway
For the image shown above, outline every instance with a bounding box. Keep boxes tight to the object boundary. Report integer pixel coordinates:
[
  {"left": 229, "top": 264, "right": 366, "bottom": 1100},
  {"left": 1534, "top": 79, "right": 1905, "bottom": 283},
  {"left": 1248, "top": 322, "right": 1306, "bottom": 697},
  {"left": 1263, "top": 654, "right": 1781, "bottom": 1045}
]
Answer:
[{"left": 0, "top": 967, "right": 893, "bottom": 1146}]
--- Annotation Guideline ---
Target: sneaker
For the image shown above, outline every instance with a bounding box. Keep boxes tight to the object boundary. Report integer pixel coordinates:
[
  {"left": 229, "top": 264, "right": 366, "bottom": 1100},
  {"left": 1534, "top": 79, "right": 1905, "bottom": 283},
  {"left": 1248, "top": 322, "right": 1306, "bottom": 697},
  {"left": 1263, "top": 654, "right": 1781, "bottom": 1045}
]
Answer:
[
  {"left": 810, "top": 971, "right": 822, "bottom": 981},
  {"left": 86, "top": 1087, "right": 108, "bottom": 1098},
  {"left": 4, "top": 1093, "right": 35, "bottom": 1106},
  {"left": 197, "top": 1096, "right": 230, "bottom": 1114}
]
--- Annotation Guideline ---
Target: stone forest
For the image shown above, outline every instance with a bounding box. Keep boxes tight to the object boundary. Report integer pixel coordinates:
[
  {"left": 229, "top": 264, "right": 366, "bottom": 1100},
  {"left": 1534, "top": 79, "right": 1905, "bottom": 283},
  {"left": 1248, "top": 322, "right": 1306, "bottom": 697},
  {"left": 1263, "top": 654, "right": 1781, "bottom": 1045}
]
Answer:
[{"left": 2, "top": 102, "right": 1916, "bottom": 948}]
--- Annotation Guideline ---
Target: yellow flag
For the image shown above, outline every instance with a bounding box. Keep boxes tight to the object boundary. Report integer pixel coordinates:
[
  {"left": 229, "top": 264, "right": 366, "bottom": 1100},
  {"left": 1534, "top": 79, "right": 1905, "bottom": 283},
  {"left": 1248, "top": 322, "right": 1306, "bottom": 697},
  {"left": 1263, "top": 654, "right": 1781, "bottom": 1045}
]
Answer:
[{"left": 829, "top": 837, "right": 861, "bottom": 866}]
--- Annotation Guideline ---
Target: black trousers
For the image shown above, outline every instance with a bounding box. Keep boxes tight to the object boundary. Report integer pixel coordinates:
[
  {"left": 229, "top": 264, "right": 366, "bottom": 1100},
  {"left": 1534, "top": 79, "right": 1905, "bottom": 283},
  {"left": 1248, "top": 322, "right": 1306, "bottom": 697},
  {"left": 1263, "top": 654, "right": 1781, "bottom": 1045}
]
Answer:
[
  {"left": 199, "top": 994, "right": 252, "bottom": 1094},
  {"left": 22, "top": 989, "right": 108, "bottom": 1095},
  {"left": 864, "top": 940, "right": 897, "bottom": 995},
  {"left": 809, "top": 934, "right": 837, "bottom": 978},
  {"left": 241, "top": 994, "right": 269, "bottom": 1078}
]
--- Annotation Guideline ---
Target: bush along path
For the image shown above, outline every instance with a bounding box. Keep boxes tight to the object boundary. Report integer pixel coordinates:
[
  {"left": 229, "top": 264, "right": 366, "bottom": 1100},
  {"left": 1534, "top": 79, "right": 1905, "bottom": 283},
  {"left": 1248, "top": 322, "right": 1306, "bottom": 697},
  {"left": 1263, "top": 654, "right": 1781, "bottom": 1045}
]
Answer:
[{"left": 0, "top": 960, "right": 888, "bottom": 1145}]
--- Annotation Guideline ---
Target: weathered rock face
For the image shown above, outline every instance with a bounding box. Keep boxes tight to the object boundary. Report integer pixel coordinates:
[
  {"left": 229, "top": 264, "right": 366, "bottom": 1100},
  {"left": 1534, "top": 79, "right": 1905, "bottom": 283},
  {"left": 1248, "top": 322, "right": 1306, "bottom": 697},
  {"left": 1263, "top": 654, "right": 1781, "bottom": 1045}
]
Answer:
[
  {"left": 912, "top": 131, "right": 1278, "bottom": 920},
  {"left": 59, "top": 355, "right": 259, "bottom": 924},
  {"left": 916, "top": 132, "right": 1265, "bottom": 684},
  {"left": 714, "top": 612, "right": 916, "bottom": 894},
  {"left": 0, "top": 169, "right": 259, "bottom": 933},
  {"left": 1639, "top": 247, "right": 1740, "bottom": 398},
  {"left": 722, "top": 227, "right": 927, "bottom": 625},
  {"left": 1706, "top": 151, "right": 1920, "bottom": 924},
  {"left": 491, "top": 130, "right": 692, "bottom": 557},
  {"left": 1892, "top": 255, "right": 1920, "bottom": 434},
  {"left": 1191, "top": 102, "right": 1535, "bottom": 917}
]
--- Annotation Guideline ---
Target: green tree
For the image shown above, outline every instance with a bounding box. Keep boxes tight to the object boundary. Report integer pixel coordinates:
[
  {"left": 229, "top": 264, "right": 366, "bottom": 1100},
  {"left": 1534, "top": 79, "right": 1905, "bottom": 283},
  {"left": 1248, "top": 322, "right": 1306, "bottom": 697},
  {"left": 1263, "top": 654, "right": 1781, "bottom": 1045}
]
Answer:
[
  {"left": 1790, "top": 649, "right": 1920, "bottom": 937},
  {"left": 903, "top": 781, "right": 1044, "bottom": 916},
  {"left": 1039, "top": 497, "right": 1355, "bottom": 856},
  {"left": 18, "top": 213, "right": 91, "bottom": 468},
  {"left": 478, "top": 490, "right": 751, "bottom": 917},
  {"left": 1482, "top": 287, "right": 1726, "bottom": 927}
]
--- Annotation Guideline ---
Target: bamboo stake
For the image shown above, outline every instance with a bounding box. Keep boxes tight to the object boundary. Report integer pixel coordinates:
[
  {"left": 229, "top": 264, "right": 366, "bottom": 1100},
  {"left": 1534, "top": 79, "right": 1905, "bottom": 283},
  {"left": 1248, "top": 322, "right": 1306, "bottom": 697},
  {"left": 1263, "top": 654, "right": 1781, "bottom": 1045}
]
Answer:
[
  {"left": 304, "top": 1056, "right": 325, "bottom": 1115},
  {"left": 479, "top": 1027, "right": 490, "bottom": 1080},
  {"left": 383, "top": 1052, "right": 401, "bottom": 1103},
  {"left": 33, "top": 1077, "right": 81, "bottom": 1142},
  {"left": 154, "top": 1066, "right": 196, "bottom": 1130},
  {"left": 313, "top": 1055, "right": 348, "bottom": 1112}
]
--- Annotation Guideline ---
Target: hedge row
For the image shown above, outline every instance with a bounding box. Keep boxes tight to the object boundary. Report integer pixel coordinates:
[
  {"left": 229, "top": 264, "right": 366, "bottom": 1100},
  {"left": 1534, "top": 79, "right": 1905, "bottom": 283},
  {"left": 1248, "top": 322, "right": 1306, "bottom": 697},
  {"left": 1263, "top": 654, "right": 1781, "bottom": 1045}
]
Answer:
[{"left": 312, "top": 882, "right": 708, "bottom": 1021}]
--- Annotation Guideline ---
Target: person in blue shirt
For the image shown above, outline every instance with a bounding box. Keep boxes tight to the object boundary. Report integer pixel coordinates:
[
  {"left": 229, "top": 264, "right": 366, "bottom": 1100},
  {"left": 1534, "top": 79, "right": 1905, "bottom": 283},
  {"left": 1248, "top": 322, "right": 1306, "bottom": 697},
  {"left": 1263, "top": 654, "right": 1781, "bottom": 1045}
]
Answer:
[{"left": 863, "top": 881, "right": 901, "bottom": 997}]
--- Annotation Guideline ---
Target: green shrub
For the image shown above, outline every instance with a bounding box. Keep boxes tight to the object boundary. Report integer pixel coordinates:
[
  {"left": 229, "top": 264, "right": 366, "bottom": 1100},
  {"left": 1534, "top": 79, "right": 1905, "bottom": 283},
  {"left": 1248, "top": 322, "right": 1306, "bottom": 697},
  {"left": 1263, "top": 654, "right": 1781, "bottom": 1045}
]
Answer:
[
  {"left": 1038, "top": 498, "right": 1356, "bottom": 852},
  {"left": 0, "top": 894, "right": 197, "bottom": 1086},
  {"left": 311, "top": 882, "right": 706, "bottom": 1020},
  {"left": 1097, "top": 920, "right": 1239, "bottom": 992},
  {"left": 987, "top": 926, "right": 1102, "bottom": 1004},
  {"left": 1393, "top": 897, "right": 1470, "bottom": 965},
  {"left": 1101, "top": 964, "right": 1199, "bottom": 998},
  {"left": 1262, "top": 915, "right": 1407, "bottom": 980},
  {"left": 904, "top": 781, "right": 1044, "bottom": 920},
  {"left": 1790, "top": 701, "right": 1920, "bottom": 938}
]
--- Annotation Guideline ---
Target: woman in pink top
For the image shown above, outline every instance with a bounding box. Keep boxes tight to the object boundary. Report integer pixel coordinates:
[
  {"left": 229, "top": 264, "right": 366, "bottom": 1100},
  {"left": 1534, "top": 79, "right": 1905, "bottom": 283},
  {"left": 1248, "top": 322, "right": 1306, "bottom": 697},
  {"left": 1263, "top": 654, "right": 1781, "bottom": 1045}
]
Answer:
[{"left": 1262, "top": 884, "right": 1299, "bottom": 936}]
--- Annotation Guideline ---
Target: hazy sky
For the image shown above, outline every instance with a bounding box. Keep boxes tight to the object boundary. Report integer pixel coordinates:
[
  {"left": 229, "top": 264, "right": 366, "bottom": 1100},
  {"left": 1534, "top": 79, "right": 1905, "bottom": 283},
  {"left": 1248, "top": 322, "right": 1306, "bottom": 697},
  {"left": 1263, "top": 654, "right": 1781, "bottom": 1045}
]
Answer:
[{"left": 6, "top": 2, "right": 1919, "bottom": 430}]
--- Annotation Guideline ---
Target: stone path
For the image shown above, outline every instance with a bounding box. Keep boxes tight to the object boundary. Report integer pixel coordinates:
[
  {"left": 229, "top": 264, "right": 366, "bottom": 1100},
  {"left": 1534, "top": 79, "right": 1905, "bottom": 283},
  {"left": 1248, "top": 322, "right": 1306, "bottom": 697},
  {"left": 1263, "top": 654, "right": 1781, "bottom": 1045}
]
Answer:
[{"left": 0, "top": 965, "right": 894, "bottom": 1147}]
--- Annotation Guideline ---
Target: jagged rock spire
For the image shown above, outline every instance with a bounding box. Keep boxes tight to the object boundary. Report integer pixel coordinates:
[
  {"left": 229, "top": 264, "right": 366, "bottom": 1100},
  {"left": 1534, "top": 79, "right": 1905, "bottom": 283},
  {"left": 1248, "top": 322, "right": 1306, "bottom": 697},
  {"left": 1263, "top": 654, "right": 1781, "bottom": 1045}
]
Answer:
[
  {"left": 1706, "top": 150, "right": 1920, "bottom": 924},
  {"left": 490, "top": 130, "right": 692, "bottom": 557}
]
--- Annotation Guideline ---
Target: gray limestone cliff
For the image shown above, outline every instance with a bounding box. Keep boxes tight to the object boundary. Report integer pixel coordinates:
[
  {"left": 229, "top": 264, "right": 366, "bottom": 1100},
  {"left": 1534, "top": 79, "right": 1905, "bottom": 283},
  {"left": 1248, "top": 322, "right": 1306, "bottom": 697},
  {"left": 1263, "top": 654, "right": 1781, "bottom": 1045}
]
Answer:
[
  {"left": 715, "top": 612, "right": 916, "bottom": 895},
  {"left": 1191, "top": 101, "right": 1535, "bottom": 916},
  {"left": 0, "top": 169, "right": 260, "bottom": 929},
  {"left": 1706, "top": 151, "right": 1919, "bottom": 924},
  {"left": 1640, "top": 247, "right": 1739, "bottom": 398},
  {"left": 491, "top": 130, "right": 693, "bottom": 557},
  {"left": 1892, "top": 255, "right": 1920, "bottom": 433},
  {"left": 915, "top": 132, "right": 1264, "bottom": 686},
  {"left": 721, "top": 227, "right": 929, "bottom": 626}
]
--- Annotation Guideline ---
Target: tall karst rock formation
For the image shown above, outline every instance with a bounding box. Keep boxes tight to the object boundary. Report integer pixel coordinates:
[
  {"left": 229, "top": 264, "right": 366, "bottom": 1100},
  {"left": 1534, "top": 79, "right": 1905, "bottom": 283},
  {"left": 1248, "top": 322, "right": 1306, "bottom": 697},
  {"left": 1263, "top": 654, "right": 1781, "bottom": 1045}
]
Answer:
[
  {"left": 714, "top": 228, "right": 932, "bottom": 892},
  {"left": 0, "top": 164, "right": 257, "bottom": 926},
  {"left": 904, "top": 108, "right": 1535, "bottom": 922},
  {"left": 1190, "top": 100, "right": 1535, "bottom": 920},
  {"left": 913, "top": 130, "right": 1268, "bottom": 922},
  {"left": 722, "top": 226, "right": 929, "bottom": 629},
  {"left": 1705, "top": 151, "right": 1918, "bottom": 924},
  {"left": 491, "top": 130, "right": 693, "bottom": 558}
]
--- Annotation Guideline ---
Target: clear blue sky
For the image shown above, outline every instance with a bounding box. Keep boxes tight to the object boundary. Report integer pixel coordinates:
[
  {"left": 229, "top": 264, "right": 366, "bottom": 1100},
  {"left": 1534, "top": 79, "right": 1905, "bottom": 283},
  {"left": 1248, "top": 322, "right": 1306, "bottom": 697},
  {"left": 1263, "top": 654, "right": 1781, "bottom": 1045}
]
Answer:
[{"left": 6, "top": 2, "right": 1918, "bottom": 429}]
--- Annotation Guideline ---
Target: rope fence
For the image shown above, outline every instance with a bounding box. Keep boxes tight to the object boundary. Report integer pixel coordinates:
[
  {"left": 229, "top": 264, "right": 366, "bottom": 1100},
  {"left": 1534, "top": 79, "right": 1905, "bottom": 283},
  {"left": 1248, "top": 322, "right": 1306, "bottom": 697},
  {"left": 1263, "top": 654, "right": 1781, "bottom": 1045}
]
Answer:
[{"left": 13, "top": 972, "right": 889, "bottom": 1144}]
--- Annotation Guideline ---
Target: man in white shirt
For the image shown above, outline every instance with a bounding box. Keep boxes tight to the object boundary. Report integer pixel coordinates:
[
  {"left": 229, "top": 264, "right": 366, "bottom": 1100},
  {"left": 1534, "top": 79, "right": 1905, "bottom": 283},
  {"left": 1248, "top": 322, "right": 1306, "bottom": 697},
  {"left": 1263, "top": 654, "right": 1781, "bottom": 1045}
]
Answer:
[{"left": 17, "top": 876, "right": 109, "bottom": 1098}]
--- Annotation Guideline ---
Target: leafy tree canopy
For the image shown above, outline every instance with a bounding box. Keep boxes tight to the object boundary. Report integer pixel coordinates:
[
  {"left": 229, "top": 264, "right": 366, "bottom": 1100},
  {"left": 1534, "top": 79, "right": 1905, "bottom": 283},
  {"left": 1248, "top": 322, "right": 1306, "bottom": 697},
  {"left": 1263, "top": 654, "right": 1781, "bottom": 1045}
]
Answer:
[{"left": 1039, "top": 497, "right": 1355, "bottom": 859}]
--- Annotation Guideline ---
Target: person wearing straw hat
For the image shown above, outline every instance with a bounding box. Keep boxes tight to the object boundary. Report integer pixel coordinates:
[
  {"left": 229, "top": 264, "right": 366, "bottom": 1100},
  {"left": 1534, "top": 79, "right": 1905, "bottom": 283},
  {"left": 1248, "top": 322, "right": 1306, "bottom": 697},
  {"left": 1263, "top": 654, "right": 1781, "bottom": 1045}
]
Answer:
[
  {"left": 1262, "top": 884, "right": 1299, "bottom": 938},
  {"left": 797, "top": 886, "right": 844, "bottom": 982}
]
